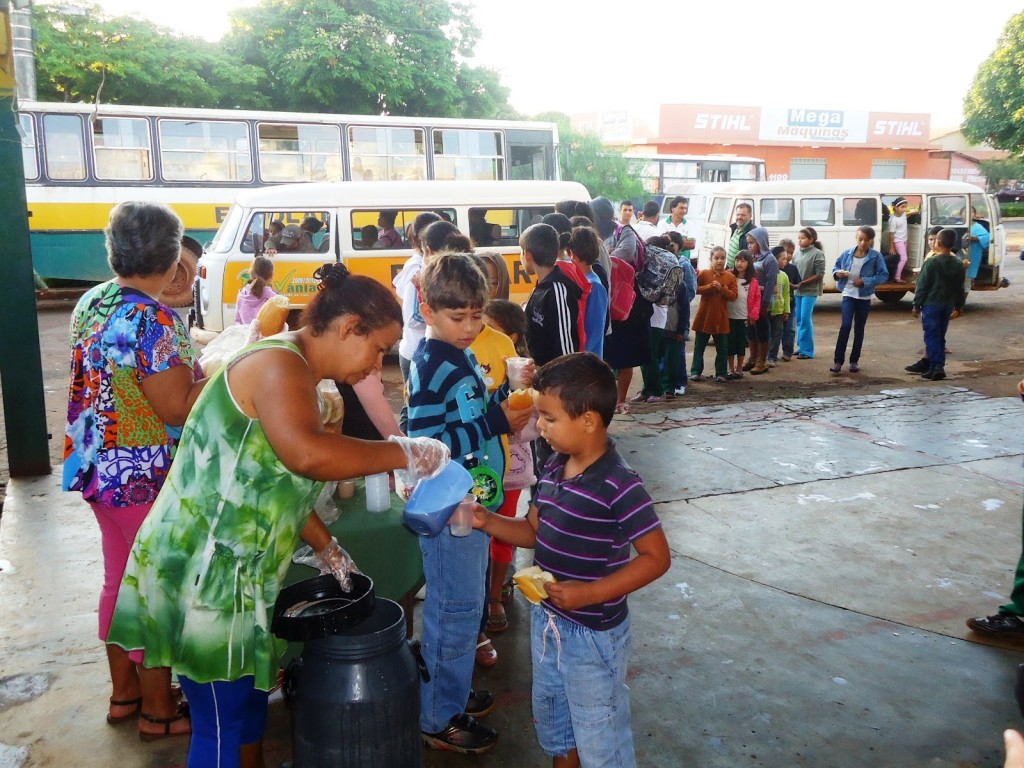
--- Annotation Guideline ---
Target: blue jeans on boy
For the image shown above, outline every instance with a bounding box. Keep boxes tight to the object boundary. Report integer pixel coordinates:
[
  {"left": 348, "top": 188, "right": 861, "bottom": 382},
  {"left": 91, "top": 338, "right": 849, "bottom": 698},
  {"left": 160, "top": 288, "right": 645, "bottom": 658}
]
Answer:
[
  {"left": 921, "top": 304, "right": 952, "bottom": 370},
  {"left": 419, "top": 527, "right": 488, "bottom": 733},
  {"left": 834, "top": 297, "right": 872, "bottom": 365},
  {"left": 782, "top": 313, "right": 795, "bottom": 357},
  {"left": 531, "top": 606, "right": 635, "bottom": 767},
  {"left": 794, "top": 295, "right": 818, "bottom": 357}
]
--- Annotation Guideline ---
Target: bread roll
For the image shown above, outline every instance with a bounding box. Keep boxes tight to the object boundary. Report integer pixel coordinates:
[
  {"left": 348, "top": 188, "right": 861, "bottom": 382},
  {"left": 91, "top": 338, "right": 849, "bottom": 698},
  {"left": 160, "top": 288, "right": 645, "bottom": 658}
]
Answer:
[
  {"left": 513, "top": 565, "right": 555, "bottom": 604},
  {"left": 256, "top": 295, "right": 290, "bottom": 337}
]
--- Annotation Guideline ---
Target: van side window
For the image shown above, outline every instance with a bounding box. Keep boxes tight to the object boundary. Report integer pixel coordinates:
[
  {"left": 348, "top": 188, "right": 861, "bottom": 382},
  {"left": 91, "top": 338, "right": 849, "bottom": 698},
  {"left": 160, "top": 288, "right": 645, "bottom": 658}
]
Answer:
[
  {"left": 843, "top": 198, "right": 877, "bottom": 226},
  {"left": 800, "top": 198, "right": 835, "bottom": 227},
  {"left": 759, "top": 198, "right": 794, "bottom": 227},
  {"left": 469, "top": 207, "right": 553, "bottom": 247},
  {"left": 930, "top": 196, "right": 968, "bottom": 225},
  {"left": 350, "top": 209, "right": 457, "bottom": 250},
  {"left": 708, "top": 198, "right": 731, "bottom": 226},
  {"left": 242, "top": 211, "right": 331, "bottom": 254}
]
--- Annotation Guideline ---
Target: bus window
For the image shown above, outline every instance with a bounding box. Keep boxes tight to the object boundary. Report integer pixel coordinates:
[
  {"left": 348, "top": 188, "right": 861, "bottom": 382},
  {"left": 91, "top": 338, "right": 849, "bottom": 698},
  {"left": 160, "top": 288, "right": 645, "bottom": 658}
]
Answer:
[
  {"left": 159, "top": 120, "right": 252, "bottom": 182},
  {"left": 43, "top": 113, "right": 86, "bottom": 180},
  {"left": 349, "top": 126, "right": 426, "bottom": 182},
  {"left": 92, "top": 117, "right": 153, "bottom": 181},
  {"left": 759, "top": 198, "right": 795, "bottom": 227},
  {"left": 258, "top": 123, "right": 342, "bottom": 182},
  {"left": 20, "top": 113, "right": 38, "bottom": 180},
  {"left": 843, "top": 197, "right": 877, "bottom": 226},
  {"left": 800, "top": 198, "right": 835, "bottom": 227},
  {"left": 729, "top": 162, "right": 760, "bottom": 181},
  {"left": 506, "top": 128, "right": 556, "bottom": 181},
  {"left": 663, "top": 160, "right": 699, "bottom": 189},
  {"left": 433, "top": 129, "right": 504, "bottom": 181},
  {"left": 350, "top": 209, "right": 456, "bottom": 250}
]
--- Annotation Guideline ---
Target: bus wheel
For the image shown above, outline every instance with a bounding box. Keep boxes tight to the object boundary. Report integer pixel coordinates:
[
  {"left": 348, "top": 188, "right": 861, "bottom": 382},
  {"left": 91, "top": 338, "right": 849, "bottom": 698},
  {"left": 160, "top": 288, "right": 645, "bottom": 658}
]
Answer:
[
  {"left": 160, "top": 239, "right": 201, "bottom": 307},
  {"left": 876, "top": 291, "right": 907, "bottom": 305}
]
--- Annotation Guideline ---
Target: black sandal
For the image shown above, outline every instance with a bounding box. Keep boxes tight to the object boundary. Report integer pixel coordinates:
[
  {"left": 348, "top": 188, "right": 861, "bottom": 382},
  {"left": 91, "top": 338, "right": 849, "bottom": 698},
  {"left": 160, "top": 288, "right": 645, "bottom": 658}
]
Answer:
[
  {"left": 106, "top": 697, "right": 142, "bottom": 726},
  {"left": 138, "top": 702, "right": 191, "bottom": 742}
]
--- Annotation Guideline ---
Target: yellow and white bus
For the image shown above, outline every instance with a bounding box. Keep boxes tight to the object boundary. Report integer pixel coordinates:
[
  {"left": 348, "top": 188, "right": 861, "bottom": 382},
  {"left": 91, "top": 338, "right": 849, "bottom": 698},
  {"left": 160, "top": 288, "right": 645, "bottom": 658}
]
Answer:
[
  {"left": 669, "top": 179, "right": 1005, "bottom": 302},
  {"left": 18, "top": 101, "right": 561, "bottom": 304},
  {"left": 194, "top": 179, "right": 590, "bottom": 331}
]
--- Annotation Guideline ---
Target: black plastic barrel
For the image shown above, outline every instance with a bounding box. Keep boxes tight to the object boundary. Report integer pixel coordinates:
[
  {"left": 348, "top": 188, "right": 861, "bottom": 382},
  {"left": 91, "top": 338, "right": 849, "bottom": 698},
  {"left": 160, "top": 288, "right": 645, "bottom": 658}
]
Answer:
[{"left": 287, "top": 598, "right": 422, "bottom": 767}]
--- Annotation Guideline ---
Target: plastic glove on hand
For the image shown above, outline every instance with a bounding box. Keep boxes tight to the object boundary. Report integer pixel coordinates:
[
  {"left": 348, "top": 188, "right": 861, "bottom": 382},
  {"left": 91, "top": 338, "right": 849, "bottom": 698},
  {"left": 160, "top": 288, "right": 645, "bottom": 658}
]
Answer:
[
  {"left": 314, "top": 538, "right": 357, "bottom": 591},
  {"left": 387, "top": 435, "right": 450, "bottom": 489}
]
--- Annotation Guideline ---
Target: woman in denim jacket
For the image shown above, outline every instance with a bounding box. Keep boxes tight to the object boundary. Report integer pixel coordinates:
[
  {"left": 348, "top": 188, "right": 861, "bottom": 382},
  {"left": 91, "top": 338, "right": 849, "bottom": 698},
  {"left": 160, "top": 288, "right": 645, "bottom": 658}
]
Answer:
[{"left": 830, "top": 226, "right": 889, "bottom": 374}]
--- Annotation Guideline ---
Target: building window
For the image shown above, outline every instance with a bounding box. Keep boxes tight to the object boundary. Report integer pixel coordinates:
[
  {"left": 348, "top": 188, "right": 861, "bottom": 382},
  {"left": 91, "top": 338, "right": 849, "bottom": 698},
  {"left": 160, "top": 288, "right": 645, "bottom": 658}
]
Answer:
[
  {"left": 871, "top": 160, "right": 906, "bottom": 179},
  {"left": 789, "top": 158, "right": 826, "bottom": 180}
]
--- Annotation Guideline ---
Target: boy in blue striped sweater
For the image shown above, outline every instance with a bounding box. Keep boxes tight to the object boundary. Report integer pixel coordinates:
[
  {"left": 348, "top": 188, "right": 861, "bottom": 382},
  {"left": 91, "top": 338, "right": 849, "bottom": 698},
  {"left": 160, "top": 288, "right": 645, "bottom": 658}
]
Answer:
[
  {"left": 409, "top": 252, "right": 533, "bottom": 754},
  {"left": 472, "top": 352, "right": 670, "bottom": 768}
]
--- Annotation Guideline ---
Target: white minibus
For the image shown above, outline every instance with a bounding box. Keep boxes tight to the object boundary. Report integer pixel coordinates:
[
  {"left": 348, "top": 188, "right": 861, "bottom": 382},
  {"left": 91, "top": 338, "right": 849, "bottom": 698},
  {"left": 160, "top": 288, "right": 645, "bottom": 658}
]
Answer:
[
  {"left": 667, "top": 179, "right": 1005, "bottom": 302},
  {"left": 192, "top": 179, "right": 590, "bottom": 331}
]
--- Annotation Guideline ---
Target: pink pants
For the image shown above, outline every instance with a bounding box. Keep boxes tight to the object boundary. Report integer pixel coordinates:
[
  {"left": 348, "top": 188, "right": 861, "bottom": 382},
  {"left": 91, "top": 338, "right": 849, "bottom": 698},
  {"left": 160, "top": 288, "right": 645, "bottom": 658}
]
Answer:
[
  {"left": 895, "top": 240, "right": 908, "bottom": 280},
  {"left": 90, "top": 501, "right": 151, "bottom": 641},
  {"left": 489, "top": 489, "right": 522, "bottom": 565}
]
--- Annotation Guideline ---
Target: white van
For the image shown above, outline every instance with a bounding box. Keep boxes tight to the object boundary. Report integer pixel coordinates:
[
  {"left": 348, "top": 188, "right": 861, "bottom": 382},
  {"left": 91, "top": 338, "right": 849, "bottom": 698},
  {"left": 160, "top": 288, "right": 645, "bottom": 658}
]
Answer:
[
  {"left": 667, "top": 179, "right": 1005, "bottom": 302},
  {"left": 192, "top": 179, "right": 591, "bottom": 331}
]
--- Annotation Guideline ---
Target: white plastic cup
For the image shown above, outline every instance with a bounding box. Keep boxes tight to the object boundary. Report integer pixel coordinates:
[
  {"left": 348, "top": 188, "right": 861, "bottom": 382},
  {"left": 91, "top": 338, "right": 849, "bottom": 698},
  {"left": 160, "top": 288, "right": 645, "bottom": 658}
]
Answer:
[
  {"left": 506, "top": 357, "right": 531, "bottom": 389},
  {"left": 449, "top": 494, "right": 475, "bottom": 537},
  {"left": 365, "top": 473, "right": 391, "bottom": 513}
]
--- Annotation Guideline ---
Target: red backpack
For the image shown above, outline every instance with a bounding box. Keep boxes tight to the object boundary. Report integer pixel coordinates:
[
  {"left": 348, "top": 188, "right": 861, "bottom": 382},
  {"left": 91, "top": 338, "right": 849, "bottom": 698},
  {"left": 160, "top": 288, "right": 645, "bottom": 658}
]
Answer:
[{"left": 608, "top": 256, "right": 636, "bottom": 321}]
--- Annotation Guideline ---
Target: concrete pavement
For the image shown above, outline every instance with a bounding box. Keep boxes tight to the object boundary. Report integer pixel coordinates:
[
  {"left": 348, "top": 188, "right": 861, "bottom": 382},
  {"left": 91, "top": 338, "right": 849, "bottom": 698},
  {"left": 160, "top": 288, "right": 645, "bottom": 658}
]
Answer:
[{"left": 1, "top": 385, "right": 1023, "bottom": 767}]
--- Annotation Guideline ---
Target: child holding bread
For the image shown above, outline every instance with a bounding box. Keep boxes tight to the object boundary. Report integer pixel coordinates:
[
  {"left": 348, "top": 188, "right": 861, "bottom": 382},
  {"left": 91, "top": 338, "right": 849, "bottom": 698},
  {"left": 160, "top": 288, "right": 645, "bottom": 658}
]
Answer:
[{"left": 472, "top": 352, "right": 670, "bottom": 768}]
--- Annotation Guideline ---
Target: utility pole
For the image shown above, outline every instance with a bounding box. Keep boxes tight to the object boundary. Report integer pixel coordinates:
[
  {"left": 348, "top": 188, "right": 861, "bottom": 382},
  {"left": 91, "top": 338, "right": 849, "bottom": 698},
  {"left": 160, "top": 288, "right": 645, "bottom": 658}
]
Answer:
[{"left": 0, "top": 0, "right": 52, "bottom": 477}]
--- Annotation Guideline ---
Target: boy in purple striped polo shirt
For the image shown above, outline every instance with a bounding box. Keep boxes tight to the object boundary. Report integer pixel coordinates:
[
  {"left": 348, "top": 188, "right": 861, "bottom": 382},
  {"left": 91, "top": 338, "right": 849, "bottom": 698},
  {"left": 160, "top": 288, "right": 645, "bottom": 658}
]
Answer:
[{"left": 473, "top": 352, "right": 670, "bottom": 768}]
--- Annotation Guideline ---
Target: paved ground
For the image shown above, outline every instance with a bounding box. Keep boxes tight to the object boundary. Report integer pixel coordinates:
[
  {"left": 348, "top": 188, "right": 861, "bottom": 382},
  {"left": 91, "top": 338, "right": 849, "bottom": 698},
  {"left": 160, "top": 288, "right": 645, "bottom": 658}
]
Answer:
[
  {"left": 1, "top": 384, "right": 1022, "bottom": 767},
  {"left": 0, "top": 231, "right": 1021, "bottom": 767}
]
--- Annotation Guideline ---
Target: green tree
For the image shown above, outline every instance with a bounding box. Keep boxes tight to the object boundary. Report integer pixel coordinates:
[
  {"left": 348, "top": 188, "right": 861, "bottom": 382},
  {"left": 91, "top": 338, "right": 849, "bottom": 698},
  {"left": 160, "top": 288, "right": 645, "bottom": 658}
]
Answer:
[
  {"left": 222, "top": 0, "right": 512, "bottom": 117},
  {"left": 962, "top": 11, "right": 1024, "bottom": 155},
  {"left": 534, "top": 112, "right": 645, "bottom": 204},
  {"left": 33, "top": 3, "right": 267, "bottom": 108},
  {"left": 977, "top": 157, "right": 1024, "bottom": 191}
]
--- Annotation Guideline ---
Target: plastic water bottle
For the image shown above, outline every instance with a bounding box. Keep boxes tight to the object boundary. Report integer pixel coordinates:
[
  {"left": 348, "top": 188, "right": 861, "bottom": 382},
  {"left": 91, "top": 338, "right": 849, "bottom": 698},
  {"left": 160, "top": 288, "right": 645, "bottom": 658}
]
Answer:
[{"left": 365, "top": 473, "right": 391, "bottom": 513}]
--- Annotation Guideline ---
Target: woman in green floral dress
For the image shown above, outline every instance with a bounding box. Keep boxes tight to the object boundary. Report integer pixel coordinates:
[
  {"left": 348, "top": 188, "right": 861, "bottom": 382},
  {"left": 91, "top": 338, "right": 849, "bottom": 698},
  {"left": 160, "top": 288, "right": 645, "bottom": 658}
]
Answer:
[{"left": 107, "top": 263, "right": 449, "bottom": 767}]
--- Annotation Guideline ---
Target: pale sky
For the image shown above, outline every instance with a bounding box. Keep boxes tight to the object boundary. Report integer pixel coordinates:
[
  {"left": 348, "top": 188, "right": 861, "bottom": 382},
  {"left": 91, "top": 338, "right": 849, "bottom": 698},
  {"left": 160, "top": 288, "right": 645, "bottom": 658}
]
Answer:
[{"left": 88, "top": 0, "right": 1019, "bottom": 133}]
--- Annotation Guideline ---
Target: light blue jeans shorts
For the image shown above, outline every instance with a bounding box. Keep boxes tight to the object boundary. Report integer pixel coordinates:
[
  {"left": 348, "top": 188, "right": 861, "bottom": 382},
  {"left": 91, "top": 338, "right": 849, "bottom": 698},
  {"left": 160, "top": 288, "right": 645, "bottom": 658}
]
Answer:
[{"left": 530, "top": 604, "right": 635, "bottom": 767}]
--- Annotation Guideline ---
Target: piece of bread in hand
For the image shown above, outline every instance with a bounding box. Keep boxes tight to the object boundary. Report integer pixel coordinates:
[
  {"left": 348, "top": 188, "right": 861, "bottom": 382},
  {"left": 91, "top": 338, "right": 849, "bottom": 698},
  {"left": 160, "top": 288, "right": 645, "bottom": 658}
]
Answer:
[
  {"left": 256, "top": 295, "right": 290, "bottom": 337},
  {"left": 513, "top": 565, "right": 556, "bottom": 605}
]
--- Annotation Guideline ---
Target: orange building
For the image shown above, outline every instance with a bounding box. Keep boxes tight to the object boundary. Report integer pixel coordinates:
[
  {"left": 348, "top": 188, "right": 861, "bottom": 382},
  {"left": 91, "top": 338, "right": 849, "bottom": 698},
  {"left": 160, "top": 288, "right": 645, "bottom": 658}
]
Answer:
[{"left": 574, "top": 104, "right": 941, "bottom": 181}]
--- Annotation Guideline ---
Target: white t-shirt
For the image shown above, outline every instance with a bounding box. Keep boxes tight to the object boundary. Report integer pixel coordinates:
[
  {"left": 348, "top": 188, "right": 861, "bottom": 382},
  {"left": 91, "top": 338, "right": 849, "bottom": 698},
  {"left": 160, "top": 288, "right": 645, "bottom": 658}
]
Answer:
[
  {"left": 658, "top": 217, "right": 693, "bottom": 238},
  {"left": 842, "top": 256, "right": 869, "bottom": 300},
  {"left": 728, "top": 280, "right": 749, "bottom": 320},
  {"left": 632, "top": 219, "right": 661, "bottom": 242},
  {"left": 650, "top": 304, "right": 668, "bottom": 330},
  {"left": 889, "top": 214, "right": 908, "bottom": 243}
]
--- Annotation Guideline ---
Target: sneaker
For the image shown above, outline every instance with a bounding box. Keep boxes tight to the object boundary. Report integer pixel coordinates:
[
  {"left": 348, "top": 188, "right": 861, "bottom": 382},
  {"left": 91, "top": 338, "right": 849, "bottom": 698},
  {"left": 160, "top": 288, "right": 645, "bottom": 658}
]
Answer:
[
  {"left": 714, "top": 375, "right": 728, "bottom": 383},
  {"left": 466, "top": 689, "right": 495, "bottom": 719},
  {"left": 829, "top": 364, "right": 842, "bottom": 374},
  {"left": 767, "top": 360, "right": 777, "bottom": 368},
  {"left": 726, "top": 372, "right": 743, "bottom": 380},
  {"left": 781, "top": 355, "right": 792, "bottom": 362},
  {"left": 966, "top": 613, "right": 1024, "bottom": 636},
  {"left": 646, "top": 395, "right": 663, "bottom": 403},
  {"left": 673, "top": 385, "right": 686, "bottom": 396},
  {"left": 423, "top": 714, "right": 498, "bottom": 754},
  {"left": 849, "top": 363, "right": 860, "bottom": 373},
  {"left": 922, "top": 368, "right": 946, "bottom": 381},
  {"left": 905, "top": 358, "right": 929, "bottom": 374},
  {"left": 629, "top": 392, "right": 648, "bottom": 404},
  {"left": 690, "top": 374, "right": 703, "bottom": 381},
  {"left": 796, "top": 353, "right": 813, "bottom": 360}
]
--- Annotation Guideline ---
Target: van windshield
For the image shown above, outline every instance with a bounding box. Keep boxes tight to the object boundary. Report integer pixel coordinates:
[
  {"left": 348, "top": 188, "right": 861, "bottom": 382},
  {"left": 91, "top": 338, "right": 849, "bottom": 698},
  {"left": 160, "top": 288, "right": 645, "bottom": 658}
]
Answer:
[{"left": 208, "top": 204, "right": 244, "bottom": 254}]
